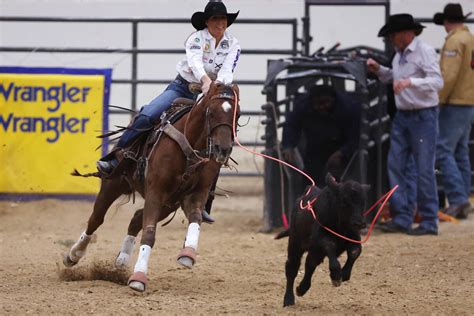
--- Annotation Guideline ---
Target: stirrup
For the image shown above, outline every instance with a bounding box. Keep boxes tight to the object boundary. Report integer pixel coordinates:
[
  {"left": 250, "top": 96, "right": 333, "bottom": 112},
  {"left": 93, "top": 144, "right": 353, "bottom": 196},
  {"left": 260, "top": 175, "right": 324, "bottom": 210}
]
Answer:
[{"left": 97, "top": 160, "right": 117, "bottom": 175}]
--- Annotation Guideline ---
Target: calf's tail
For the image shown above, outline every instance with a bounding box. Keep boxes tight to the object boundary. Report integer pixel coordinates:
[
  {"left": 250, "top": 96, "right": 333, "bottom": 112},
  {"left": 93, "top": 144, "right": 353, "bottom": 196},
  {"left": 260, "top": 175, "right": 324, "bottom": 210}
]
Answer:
[{"left": 274, "top": 229, "right": 289, "bottom": 239}]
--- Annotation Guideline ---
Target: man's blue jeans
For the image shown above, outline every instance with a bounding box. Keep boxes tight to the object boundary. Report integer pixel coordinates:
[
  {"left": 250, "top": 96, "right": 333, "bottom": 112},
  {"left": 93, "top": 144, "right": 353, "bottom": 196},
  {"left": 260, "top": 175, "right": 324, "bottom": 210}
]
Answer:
[
  {"left": 117, "top": 76, "right": 196, "bottom": 148},
  {"left": 436, "top": 105, "right": 474, "bottom": 206},
  {"left": 388, "top": 107, "right": 439, "bottom": 232}
]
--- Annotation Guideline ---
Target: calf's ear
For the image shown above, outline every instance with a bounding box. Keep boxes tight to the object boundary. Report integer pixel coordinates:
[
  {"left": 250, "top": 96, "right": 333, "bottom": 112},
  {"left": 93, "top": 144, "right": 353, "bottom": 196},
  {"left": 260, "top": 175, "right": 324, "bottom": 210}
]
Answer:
[{"left": 361, "top": 184, "right": 371, "bottom": 193}]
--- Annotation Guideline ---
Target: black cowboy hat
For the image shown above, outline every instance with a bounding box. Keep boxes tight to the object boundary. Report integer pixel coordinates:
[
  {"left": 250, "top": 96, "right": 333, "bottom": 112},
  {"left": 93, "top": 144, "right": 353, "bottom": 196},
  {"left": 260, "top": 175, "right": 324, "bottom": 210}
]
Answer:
[
  {"left": 378, "top": 13, "right": 425, "bottom": 37},
  {"left": 433, "top": 3, "right": 472, "bottom": 25},
  {"left": 191, "top": 1, "right": 239, "bottom": 31}
]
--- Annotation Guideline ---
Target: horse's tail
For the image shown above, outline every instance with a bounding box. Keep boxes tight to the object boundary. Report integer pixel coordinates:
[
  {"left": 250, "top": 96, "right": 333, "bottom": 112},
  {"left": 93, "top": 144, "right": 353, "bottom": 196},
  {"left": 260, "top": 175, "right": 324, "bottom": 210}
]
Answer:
[
  {"left": 71, "top": 168, "right": 101, "bottom": 178},
  {"left": 274, "top": 229, "right": 290, "bottom": 240}
]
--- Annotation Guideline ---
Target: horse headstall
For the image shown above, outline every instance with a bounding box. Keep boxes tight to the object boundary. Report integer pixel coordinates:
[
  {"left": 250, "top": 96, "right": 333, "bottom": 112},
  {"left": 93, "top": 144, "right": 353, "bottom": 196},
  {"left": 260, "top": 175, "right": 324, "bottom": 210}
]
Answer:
[{"left": 210, "top": 92, "right": 236, "bottom": 102}]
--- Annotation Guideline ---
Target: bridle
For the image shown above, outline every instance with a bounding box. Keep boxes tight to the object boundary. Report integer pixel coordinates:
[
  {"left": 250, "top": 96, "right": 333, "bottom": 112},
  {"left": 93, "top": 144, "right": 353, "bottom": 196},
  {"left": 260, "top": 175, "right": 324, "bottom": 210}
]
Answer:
[{"left": 203, "top": 88, "right": 239, "bottom": 160}]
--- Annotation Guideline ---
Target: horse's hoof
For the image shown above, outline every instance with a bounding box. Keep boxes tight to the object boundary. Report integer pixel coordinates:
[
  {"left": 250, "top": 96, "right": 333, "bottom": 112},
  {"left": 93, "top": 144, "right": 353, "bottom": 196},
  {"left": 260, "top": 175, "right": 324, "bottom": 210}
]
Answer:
[
  {"left": 177, "top": 256, "right": 194, "bottom": 268},
  {"left": 129, "top": 281, "right": 146, "bottom": 292},
  {"left": 296, "top": 285, "right": 308, "bottom": 297},
  {"left": 331, "top": 279, "right": 342, "bottom": 287},
  {"left": 128, "top": 272, "right": 147, "bottom": 292},
  {"left": 63, "top": 254, "right": 78, "bottom": 267},
  {"left": 176, "top": 247, "right": 197, "bottom": 269},
  {"left": 115, "top": 252, "right": 130, "bottom": 268}
]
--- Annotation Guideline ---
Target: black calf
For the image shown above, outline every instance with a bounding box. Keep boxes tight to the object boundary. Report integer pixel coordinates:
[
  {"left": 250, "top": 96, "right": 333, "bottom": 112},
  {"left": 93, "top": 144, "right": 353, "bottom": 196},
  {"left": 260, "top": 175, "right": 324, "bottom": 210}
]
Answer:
[{"left": 276, "top": 173, "right": 369, "bottom": 307}]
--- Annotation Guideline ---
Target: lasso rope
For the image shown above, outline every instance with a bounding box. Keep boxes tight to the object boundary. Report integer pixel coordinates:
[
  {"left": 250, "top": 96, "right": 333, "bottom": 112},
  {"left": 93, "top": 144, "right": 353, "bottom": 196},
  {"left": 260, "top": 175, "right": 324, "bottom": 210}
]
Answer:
[{"left": 230, "top": 89, "right": 398, "bottom": 243}]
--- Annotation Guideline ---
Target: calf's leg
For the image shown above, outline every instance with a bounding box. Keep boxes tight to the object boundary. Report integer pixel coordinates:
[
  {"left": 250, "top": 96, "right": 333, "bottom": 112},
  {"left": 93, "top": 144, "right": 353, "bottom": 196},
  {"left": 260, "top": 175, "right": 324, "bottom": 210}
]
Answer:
[
  {"left": 283, "top": 236, "right": 304, "bottom": 307},
  {"left": 322, "top": 240, "right": 342, "bottom": 286},
  {"left": 328, "top": 254, "right": 342, "bottom": 286},
  {"left": 296, "top": 250, "right": 324, "bottom": 297},
  {"left": 341, "top": 243, "right": 361, "bottom": 282}
]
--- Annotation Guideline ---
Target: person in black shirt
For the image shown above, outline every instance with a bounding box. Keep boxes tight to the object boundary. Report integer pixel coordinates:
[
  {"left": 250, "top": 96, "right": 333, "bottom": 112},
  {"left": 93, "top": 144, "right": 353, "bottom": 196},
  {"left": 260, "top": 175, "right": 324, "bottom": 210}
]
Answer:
[{"left": 282, "top": 85, "right": 361, "bottom": 186}]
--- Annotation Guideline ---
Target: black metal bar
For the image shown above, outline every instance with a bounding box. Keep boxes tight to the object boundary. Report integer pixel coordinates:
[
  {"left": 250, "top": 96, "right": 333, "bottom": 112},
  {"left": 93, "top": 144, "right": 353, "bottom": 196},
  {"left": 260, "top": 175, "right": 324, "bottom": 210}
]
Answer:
[
  {"left": 111, "top": 79, "right": 265, "bottom": 85},
  {"left": 220, "top": 172, "right": 262, "bottom": 177},
  {"left": 0, "top": 47, "right": 296, "bottom": 55},
  {"left": 241, "top": 111, "right": 264, "bottom": 116},
  {"left": 131, "top": 21, "right": 138, "bottom": 112},
  {"left": 0, "top": 16, "right": 297, "bottom": 24},
  {"left": 237, "top": 142, "right": 265, "bottom": 147},
  {"left": 291, "top": 19, "right": 298, "bottom": 56},
  {"left": 385, "top": 1, "right": 391, "bottom": 54},
  {"left": 303, "top": 3, "right": 310, "bottom": 56},
  {"left": 305, "top": 0, "right": 389, "bottom": 5},
  {"left": 415, "top": 18, "right": 474, "bottom": 24}
]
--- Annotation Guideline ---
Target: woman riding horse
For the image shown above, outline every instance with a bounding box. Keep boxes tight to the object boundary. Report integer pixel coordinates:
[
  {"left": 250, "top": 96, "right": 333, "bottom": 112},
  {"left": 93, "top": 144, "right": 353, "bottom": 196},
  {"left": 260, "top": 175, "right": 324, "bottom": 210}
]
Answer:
[
  {"left": 63, "top": 0, "right": 241, "bottom": 293},
  {"left": 97, "top": 1, "right": 241, "bottom": 175}
]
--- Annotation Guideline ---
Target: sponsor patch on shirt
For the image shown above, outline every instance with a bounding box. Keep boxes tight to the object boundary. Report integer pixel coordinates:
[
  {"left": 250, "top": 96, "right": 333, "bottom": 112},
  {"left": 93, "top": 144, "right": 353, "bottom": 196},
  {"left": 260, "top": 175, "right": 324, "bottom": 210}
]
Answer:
[
  {"left": 204, "top": 43, "right": 210, "bottom": 52},
  {"left": 220, "top": 40, "right": 229, "bottom": 49},
  {"left": 189, "top": 45, "right": 201, "bottom": 50},
  {"left": 194, "top": 37, "right": 200, "bottom": 43},
  {"left": 444, "top": 50, "right": 457, "bottom": 57}
]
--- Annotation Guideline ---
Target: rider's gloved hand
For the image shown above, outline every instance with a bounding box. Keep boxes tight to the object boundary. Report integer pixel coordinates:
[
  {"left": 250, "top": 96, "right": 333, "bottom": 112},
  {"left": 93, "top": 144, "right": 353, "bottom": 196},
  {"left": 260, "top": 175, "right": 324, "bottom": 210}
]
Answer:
[{"left": 201, "top": 75, "right": 212, "bottom": 95}]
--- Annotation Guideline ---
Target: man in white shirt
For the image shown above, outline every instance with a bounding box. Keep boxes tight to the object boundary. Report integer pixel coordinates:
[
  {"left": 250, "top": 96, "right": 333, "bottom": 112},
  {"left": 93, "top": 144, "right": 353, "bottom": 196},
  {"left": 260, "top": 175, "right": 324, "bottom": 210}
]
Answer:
[{"left": 367, "top": 14, "right": 444, "bottom": 236}]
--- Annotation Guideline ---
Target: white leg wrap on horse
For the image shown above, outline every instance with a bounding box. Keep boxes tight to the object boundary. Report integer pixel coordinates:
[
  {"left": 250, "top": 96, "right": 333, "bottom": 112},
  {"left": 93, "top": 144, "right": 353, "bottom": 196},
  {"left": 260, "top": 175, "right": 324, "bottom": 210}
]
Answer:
[
  {"left": 134, "top": 245, "right": 152, "bottom": 274},
  {"left": 115, "top": 235, "right": 136, "bottom": 267},
  {"left": 69, "top": 231, "right": 92, "bottom": 262},
  {"left": 184, "top": 223, "right": 200, "bottom": 251}
]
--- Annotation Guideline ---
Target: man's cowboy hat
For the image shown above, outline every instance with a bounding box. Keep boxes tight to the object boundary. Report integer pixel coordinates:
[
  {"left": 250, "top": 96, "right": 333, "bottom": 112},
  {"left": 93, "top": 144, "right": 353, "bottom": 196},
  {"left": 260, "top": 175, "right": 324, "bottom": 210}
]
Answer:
[
  {"left": 191, "top": 1, "right": 239, "bottom": 31},
  {"left": 377, "top": 13, "right": 425, "bottom": 37},
  {"left": 433, "top": 3, "right": 472, "bottom": 25}
]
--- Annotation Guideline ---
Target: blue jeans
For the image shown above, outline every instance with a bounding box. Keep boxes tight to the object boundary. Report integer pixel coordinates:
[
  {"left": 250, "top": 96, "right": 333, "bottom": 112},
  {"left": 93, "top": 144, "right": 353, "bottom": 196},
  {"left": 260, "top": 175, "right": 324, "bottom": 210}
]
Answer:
[
  {"left": 436, "top": 105, "right": 474, "bottom": 206},
  {"left": 117, "top": 76, "right": 196, "bottom": 148},
  {"left": 405, "top": 155, "right": 417, "bottom": 213},
  {"left": 388, "top": 107, "right": 439, "bottom": 232}
]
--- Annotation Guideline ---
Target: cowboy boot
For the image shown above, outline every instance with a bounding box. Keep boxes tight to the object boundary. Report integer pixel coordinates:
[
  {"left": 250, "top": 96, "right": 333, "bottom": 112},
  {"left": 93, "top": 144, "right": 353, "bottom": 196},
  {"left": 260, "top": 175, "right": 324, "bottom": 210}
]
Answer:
[
  {"left": 202, "top": 210, "right": 215, "bottom": 224},
  {"left": 97, "top": 158, "right": 119, "bottom": 175},
  {"left": 97, "top": 115, "right": 153, "bottom": 175},
  {"left": 202, "top": 178, "right": 218, "bottom": 224}
]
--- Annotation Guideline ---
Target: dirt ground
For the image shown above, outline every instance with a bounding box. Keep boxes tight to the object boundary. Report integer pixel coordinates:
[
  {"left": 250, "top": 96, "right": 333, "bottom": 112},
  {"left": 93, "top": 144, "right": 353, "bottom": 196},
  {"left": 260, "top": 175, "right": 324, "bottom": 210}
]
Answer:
[{"left": 1, "top": 179, "right": 474, "bottom": 315}]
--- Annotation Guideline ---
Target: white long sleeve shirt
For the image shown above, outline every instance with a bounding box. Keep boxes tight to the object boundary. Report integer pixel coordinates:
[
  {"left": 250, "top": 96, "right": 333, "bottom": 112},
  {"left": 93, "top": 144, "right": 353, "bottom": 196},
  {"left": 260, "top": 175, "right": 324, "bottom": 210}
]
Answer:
[
  {"left": 176, "top": 28, "right": 241, "bottom": 84},
  {"left": 377, "top": 37, "right": 444, "bottom": 110}
]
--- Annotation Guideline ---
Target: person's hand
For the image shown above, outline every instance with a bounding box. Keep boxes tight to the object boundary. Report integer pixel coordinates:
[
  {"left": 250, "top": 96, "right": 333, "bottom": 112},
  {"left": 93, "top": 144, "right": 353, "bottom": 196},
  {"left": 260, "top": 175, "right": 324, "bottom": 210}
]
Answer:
[
  {"left": 201, "top": 75, "right": 212, "bottom": 95},
  {"left": 393, "top": 79, "right": 412, "bottom": 95},
  {"left": 282, "top": 147, "right": 296, "bottom": 163},
  {"left": 327, "top": 150, "right": 344, "bottom": 169},
  {"left": 366, "top": 58, "right": 380, "bottom": 73}
]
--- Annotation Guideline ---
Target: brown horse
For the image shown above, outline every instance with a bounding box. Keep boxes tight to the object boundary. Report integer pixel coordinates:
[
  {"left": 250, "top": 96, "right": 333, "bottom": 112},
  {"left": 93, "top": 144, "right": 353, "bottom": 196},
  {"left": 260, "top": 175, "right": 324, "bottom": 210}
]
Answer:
[{"left": 63, "top": 82, "right": 240, "bottom": 292}]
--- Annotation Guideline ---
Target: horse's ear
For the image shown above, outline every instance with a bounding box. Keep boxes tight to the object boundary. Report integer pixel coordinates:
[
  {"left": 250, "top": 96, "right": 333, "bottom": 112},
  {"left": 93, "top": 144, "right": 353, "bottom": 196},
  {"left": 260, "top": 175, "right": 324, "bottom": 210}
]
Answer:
[
  {"left": 208, "top": 81, "right": 218, "bottom": 94},
  {"left": 232, "top": 84, "right": 239, "bottom": 94},
  {"left": 232, "top": 83, "right": 240, "bottom": 97}
]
